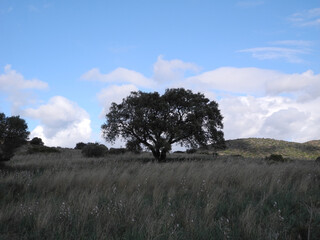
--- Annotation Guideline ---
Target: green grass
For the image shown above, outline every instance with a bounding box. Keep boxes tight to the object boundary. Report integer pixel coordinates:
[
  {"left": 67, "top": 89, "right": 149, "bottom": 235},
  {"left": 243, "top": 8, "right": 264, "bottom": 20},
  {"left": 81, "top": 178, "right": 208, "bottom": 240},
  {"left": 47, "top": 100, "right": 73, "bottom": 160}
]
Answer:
[{"left": 0, "top": 150, "right": 320, "bottom": 239}]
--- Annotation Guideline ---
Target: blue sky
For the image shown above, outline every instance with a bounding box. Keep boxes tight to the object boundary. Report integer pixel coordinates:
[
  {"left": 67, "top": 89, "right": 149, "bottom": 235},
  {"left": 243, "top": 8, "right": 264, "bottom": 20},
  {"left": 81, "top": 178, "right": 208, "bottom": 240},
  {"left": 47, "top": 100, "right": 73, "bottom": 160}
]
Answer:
[{"left": 1, "top": 0, "right": 319, "bottom": 147}]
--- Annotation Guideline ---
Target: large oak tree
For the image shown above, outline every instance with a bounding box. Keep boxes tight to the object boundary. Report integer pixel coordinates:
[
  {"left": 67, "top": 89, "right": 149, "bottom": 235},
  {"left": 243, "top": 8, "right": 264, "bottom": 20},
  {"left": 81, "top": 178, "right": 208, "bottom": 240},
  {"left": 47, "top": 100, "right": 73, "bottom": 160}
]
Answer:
[{"left": 102, "top": 88, "right": 225, "bottom": 161}]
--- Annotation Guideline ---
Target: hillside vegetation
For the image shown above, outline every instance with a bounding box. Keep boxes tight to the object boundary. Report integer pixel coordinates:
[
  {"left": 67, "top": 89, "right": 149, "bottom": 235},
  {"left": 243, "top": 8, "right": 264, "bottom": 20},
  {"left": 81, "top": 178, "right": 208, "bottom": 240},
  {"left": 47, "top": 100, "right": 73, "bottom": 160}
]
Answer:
[
  {"left": 0, "top": 148, "right": 320, "bottom": 239},
  {"left": 216, "top": 138, "right": 320, "bottom": 160}
]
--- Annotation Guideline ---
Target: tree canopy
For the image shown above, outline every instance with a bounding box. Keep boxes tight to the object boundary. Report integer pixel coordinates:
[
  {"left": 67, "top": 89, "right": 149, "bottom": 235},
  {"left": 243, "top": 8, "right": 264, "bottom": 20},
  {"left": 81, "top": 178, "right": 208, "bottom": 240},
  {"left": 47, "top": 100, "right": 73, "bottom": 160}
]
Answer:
[
  {"left": 0, "top": 113, "right": 29, "bottom": 161},
  {"left": 102, "top": 88, "right": 225, "bottom": 162}
]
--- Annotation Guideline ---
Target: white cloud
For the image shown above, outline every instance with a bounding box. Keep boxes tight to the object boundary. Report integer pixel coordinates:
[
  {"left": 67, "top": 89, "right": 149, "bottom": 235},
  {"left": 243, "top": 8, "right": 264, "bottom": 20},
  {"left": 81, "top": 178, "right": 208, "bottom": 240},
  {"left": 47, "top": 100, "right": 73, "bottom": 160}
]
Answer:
[
  {"left": 0, "top": 65, "right": 48, "bottom": 114},
  {"left": 97, "top": 84, "right": 138, "bottom": 117},
  {"left": 24, "top": 96, "right": 92, "bottom": 147},
  {"left": 238, "top": 47, "right": 308, "bottom": 63},
  {"left": 289, "top": 8, "right": 320, "bottom": 27},
  {"left": 220, "top": 96, "right": 320, "bottom": 142},
  {"left": 153, "top": 55, "right": 200, "bottom": 83},
  {"left": 184, "top": 67, "right": 268, "bottom": 94},
  {"left": 180, "top": 66, "right": 320, "bottom": 142},
  {"left": 0, "top": 65, "right": 48, "bottom": 91},
  {"left": 81, "top": 67, "right": 155, "bottom": 88},
  {"left": 184, "top": 67, "right": 320, "bottom": 100},
  {"left": 82, "top": 55, "right": 200, "bottom": 88}
]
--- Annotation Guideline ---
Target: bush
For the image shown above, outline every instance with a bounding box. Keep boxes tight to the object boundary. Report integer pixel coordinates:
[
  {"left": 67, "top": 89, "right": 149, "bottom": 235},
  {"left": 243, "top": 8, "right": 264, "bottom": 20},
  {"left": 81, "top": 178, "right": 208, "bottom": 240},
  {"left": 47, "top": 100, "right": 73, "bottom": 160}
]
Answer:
[
  {"left": 315, "top": 157, "right": 320, "bottom": 164},
  {"left": 265, "top": 154, "right": 285, "bottom": 163},
  {"left": 30, "top": 137, "right": 44, "bottom": 146},
  {"left": 75, "top": 142, "right": 87, "bottom": 150},
  {"left": 173, "top": 151, "right": 185, "bottom": 154},
  {"left": 108, "top": 148, "right": 127, "bottom": 155},
  {"left": 81, "top": 143, "right": 108, "bottom": 158},
  {"left": 27, "top": 145, "right": 60, "bottom": 154},
  {"left": 186, "top": 148, "right": 197, "bottom": 154}
]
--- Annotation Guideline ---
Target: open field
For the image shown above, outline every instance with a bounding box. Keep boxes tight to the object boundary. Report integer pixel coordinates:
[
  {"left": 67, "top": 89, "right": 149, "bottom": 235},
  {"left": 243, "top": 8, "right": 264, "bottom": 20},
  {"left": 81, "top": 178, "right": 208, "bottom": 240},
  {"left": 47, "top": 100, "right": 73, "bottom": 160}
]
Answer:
[{"left": 1, "top": 150, "right": 320, "bottom": 239}]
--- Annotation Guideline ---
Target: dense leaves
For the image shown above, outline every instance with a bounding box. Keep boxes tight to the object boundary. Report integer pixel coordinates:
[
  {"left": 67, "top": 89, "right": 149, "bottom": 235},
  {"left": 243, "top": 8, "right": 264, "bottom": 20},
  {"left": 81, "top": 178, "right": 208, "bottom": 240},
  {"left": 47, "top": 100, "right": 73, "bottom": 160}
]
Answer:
[
  {"left": 102, "top": 88, "right": 225, "bottom": 161},
  {"left": 81, "top": 143, "right": 108, "bottom": 158},
  {"left": 30, "top": 137, "right": 44, "bottom": 146},
  {"left": 75, "top": 142, "right": 87, "bottom": 150},
  {"left": 0, "top": 113, "right": 29, "bottom": 161}
]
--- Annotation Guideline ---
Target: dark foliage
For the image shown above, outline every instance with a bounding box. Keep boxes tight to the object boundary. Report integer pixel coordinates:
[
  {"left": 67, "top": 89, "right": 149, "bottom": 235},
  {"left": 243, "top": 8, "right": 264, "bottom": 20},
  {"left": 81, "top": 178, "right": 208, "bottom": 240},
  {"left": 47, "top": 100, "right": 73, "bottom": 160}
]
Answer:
[
  {"left": 266, "top": 154, "right": 285, "bottom": 163},
  {"left": 173, "top": 151, "right": 185, "bottom": 154},
  {"left": 0, "top": 113, "right": 29, "bottom": 161},
  {"left": 30, "top": 137, "right": 44, "bottom": 146},
  {"left": 75, "top": 142, "right": 87, "bottom": 150},
  {"left": 126, "top": 139, "right": 142, "bottom": 154},
  {"left": 102, "top": 88, "right": 225, "bottom": 162},
  {"left": 316, "top": 156, "right": 320, "bottom": 164},
  {"left": 81, "top": 143, "right": 108, "bottom": 158},
  {"left": 108, "top": 148, "right": 127, "bottom": 155},
  {"left": 27, "top": 145, "right": 60, "bottom": 154},
  {"left": 186, "top": 148, "right": 197, "bottom": 154}
]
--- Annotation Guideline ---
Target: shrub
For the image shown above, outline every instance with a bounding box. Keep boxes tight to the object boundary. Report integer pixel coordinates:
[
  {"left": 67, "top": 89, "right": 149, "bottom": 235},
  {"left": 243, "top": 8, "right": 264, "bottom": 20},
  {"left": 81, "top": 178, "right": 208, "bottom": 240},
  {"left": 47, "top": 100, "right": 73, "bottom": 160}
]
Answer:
[
  {"left": 75, "top": 142, "right": 87, "bottom": 150},
  {"left": 173, "top": 151, "right": 185, "bottom": 154},
  {"left": 30, "top": 137, "right": 44, "bottom": 146},
  {"left": 186, "top": 148, "right": 197, "bottom": 154},
  {"left": 27, "top": 145, "right": 60, "bottom": 154},
  {"left": 315, "top": 157, "right": 320, "bottom": 164},
  {"left": 108, "top": 148, "right": 127, "bottom": 155},
  {"left": 265, "top": 154, "right": 285, "bottom": 163},
  {"left": 81, "top": 143, "right": 108, "bottom": 158}
]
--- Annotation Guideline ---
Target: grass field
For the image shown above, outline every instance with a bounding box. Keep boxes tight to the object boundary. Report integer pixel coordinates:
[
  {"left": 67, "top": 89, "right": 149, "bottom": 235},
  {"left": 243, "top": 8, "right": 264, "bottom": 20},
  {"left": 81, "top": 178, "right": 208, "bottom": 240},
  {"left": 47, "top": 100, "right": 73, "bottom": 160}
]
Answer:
[{"left": 1, "top": 149, "right": 320, "bottom": 239}]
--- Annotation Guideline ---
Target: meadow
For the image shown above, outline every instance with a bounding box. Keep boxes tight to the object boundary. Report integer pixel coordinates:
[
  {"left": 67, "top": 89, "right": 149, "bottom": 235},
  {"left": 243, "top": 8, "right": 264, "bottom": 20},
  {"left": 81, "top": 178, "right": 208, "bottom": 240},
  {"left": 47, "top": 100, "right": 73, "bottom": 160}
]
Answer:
[{"left": 0, "top": 149, "right": 320, "bottom": 240}]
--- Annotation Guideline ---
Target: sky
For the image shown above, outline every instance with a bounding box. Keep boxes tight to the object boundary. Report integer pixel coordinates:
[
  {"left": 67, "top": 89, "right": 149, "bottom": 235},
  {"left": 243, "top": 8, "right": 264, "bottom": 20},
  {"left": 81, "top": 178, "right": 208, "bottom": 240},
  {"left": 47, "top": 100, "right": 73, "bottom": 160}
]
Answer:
[{"left": 0, "top": 0, "right": 319, "bottom": 148}]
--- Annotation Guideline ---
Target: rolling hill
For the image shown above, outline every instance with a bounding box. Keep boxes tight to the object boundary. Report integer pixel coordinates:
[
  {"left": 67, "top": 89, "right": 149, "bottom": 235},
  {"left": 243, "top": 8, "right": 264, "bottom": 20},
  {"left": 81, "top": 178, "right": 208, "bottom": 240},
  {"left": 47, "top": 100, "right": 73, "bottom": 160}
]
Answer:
[{"left": 216, "top": 138, "right": 320, "bottom": 160}]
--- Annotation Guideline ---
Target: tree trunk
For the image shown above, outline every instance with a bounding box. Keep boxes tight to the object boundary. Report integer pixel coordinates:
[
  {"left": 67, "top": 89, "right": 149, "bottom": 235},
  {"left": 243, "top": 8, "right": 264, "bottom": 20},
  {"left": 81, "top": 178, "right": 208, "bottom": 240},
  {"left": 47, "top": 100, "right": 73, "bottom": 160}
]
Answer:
[
  {"left": 151, "top": 148, "right": 167, "bottom": 162},
  {"left": 159, "top": 150, "right": 167, "bottom": 162}
]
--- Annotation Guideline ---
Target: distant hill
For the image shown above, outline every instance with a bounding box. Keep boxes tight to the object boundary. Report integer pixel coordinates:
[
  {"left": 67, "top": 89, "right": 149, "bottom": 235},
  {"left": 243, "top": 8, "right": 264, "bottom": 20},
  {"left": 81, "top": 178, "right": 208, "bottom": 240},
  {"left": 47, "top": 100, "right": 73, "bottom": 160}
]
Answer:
[{"left": 215, "top": 138, "right": 320, "bottom": 160}]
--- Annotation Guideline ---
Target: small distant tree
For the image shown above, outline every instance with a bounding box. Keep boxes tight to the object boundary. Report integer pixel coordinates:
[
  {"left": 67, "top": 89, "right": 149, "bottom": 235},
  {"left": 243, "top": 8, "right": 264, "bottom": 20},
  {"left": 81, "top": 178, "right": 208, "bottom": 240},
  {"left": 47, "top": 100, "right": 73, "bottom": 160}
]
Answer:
[
  {"left": 30, "top": 137, "right": 44, "bottom": 146},
  {"left": 75, "top": 142, "right": 87, "bottom": 150},
  {"left": 0, "top": 113, "right": 29, "bottom": 161},
  {"left": 81, "top": 143, "right": 108, "bottom": 158},
  {"left": 108, "top": 148, "right": 127, "bottom": 155},
  {"left": 102, "top": 88, "right": 225, "bottom": 162},
  {"left": 186, "top": 148, "right": 197, "bottom": 154}
]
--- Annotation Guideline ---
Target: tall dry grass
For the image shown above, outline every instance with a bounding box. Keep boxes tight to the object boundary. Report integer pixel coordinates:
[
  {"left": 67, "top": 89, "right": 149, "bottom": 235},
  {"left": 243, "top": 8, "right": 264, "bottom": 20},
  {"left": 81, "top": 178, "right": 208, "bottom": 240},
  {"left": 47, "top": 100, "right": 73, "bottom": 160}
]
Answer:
[{"left": 0, "top": 151, "right": 319, "bottom": 239}]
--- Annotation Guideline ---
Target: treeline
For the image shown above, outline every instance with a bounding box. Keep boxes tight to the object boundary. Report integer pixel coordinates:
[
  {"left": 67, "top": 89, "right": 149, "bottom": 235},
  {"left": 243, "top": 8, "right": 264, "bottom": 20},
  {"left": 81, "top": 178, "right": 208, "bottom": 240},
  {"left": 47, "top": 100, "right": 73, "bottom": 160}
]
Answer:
[{"left": 75, "top": 142, "right": 139, "bottom": 158}]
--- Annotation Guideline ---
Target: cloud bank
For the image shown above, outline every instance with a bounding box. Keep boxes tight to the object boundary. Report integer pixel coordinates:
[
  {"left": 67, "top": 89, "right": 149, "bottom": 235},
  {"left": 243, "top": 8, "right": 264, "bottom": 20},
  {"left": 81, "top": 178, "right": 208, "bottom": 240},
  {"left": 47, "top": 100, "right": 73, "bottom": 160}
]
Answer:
[
  {"left": 24, "top": 96, "right": 92, "bottom": 147},
  {"left": 85, "top": 56, "right": 320, "bottom": 143},
  {"left": 0, "top": 65, "right": 48, "bottom": 114}
]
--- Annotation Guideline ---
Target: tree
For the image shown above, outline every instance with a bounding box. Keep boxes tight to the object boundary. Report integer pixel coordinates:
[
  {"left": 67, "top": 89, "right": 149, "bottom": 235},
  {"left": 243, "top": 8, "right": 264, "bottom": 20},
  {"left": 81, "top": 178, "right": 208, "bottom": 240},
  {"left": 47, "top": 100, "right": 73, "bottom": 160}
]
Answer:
[
  {"left": 75, "top": 142, "right": 87, "bottom": 150},
  {"left": 102, "top": 88, "right": 225, "bottom": 162},
  {"left": 30, "top": 137, "right": 44, "bottom": 146},
  {"left": 81, "top": 143, "right": 108, "bottom": 158},
  {"left": 0, "top": 113, "right": 29, "bottom": 161}
]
